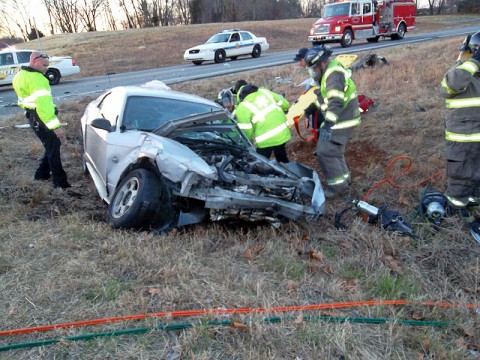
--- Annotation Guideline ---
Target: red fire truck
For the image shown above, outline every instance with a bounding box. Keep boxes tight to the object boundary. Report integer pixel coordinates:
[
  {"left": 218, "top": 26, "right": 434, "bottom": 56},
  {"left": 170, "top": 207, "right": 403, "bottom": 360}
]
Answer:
[{"left": 308, "top": 0, "right": 416, "bottom": 47}]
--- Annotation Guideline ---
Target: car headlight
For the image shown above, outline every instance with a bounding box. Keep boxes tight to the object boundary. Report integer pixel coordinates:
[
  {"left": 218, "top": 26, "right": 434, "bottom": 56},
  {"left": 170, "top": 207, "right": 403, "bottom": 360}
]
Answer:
[{"left": 335, "top": 26, "right": 341, "bottom": 32}]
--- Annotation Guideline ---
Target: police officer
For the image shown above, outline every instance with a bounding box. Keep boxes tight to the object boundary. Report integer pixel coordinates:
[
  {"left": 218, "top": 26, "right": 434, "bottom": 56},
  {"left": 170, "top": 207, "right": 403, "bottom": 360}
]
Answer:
[
  {"left": 12, "top": 51, "right": 71, "bottom": 189},
  {"left": 304, "top": 45, "right": 361, "bottom": 198},
  {"left": 440, "top": 32, "right": 480, "bottom": 214},
  {"left": 234, "top": 84, "right": 291, "bottom": 163}
]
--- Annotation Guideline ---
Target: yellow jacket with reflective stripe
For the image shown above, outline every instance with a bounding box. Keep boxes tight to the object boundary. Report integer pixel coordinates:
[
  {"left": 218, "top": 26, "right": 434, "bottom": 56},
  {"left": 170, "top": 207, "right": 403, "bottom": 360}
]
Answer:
[
  {"left": 233, "top": 88, "right": 291, "bottom": 148},
  {"left": 440, "top": 58, "right": 480, "bottom": 142},
  {"left": 317, "top": 59, "right": 361, "bottom": 130},
  {"left": 12, "top": 67, "right": 60, "bottom": 130}
]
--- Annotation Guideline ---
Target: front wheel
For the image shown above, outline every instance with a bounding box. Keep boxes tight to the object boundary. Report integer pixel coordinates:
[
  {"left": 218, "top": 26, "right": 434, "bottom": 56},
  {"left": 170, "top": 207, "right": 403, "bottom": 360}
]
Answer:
[
  {"left": 251, "top": 45, "right": 261, "bottom": 58},
  {"left": 340, "top": 29, "right": 353, "bottom": 48},
  {"left": 214, "top": 49, "right": 226, "bottom": 63},
  {"left": 391, "top": 23, "right": 406, "bottom": 40},
  {"left": 45, "top": 69, "right": 61, "bottom": 85},
  {"left": 107, "top": 169, "right": 174, "bottom": 230}
]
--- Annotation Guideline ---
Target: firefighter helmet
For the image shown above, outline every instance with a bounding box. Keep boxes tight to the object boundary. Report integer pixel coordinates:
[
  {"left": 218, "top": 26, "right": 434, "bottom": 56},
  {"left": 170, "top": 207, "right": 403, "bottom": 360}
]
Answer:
[
  {"left": 217, "top": 88, "right": 234, "bottom": 110},
  {"left": 304, "top": 45, "right": 333, "bottom": 68},
  {"left": 459, "top": 32, "right": 480, "bottom": 53}
]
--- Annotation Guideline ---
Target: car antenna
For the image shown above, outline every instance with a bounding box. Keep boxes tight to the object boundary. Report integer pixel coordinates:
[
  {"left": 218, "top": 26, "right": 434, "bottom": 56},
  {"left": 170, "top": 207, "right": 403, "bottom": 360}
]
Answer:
[{"left": 32, "top": 16, "right": 44, "bottom": 51}]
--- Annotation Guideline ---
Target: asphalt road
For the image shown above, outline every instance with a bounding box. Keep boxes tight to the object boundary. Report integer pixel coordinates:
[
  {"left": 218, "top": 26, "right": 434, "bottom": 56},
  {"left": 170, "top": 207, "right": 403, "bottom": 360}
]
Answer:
[{"left": 0, "top": 25, "right": 478, "bottom": 121}]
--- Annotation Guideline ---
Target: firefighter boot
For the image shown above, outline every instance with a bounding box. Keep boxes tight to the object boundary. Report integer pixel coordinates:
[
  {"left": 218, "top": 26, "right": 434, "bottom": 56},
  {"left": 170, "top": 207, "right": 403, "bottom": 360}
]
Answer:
[{"left": 324, "top": 184, "right": 350, "bottom": 199}]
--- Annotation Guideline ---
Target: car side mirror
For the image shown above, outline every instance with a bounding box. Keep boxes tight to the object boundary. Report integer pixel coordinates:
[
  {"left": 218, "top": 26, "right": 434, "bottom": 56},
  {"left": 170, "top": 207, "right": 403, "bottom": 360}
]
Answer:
[{"left": 90, "top": 118, "right": 113, "bottom": 132}]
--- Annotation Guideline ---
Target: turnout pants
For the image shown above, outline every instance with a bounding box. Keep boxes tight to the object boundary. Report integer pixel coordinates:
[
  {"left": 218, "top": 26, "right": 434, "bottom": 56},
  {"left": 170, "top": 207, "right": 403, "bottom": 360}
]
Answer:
[
  {"left": 28, "top": 112, "right": 69, "bottom": 188},
  {"left": 445, "top": 141, "right": 480, "bottom": 201},
  {"left": 316, "top": 128, "right": 355, "bottom": 190}
]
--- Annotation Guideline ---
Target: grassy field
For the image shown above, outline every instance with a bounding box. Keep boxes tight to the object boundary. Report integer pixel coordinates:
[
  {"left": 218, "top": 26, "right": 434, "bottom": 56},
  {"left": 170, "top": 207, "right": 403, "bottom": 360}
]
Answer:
[{"left": 1, "top": 15, "right": 480, "bottom": 359}]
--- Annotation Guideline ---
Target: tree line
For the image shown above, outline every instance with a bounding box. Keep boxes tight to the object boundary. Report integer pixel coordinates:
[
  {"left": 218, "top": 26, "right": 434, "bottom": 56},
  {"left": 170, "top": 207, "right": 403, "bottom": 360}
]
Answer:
[
  {"left": 0, "top": 0, "right": 478, "bottom": 42},
  {"left": 0, "top": 0, "right": 323, "bottom": 41}
]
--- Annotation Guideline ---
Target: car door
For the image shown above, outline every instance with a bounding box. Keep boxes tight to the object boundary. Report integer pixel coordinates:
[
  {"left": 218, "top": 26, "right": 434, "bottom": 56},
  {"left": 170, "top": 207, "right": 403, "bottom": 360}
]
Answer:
[
  {"left": 239, "top": 32, "right": 255, "bottom": 55},
  {"left": 84, "top": 89, "right": 124, "bottom": 188},
  {"left": 0, "top": 51, "right": 18, "bottom": 85},
  {"left": 227, "top": 32, "right": 243, "bottom": 57}
]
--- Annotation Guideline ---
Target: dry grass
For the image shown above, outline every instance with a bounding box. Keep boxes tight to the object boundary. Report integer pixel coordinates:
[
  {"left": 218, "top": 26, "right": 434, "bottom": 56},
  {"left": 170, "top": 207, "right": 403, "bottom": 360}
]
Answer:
[
  {"left": 1, "top": 16, "right": 480, "bottom": 359},
  {"left": 9, "top": 15, "right": 480, "bottom": 78}
]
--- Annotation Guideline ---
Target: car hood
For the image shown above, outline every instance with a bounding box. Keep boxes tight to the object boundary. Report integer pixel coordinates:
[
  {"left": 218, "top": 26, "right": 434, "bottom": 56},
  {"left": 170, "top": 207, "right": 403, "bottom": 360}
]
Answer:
[
  {"left": 185, "top": 43, "right": 227, "bottom": 52},
  {"left": 153, "top": 109, "right": 233, "bottom": 137}
]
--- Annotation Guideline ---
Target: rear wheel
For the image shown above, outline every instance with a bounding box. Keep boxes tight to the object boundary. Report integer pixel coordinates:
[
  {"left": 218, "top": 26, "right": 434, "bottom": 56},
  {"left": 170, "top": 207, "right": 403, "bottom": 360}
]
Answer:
[
  {"left": 340, "top": 29, "right": 353, "bottom": 48},
  {"left": 251, "top": 45, "right": 261, "bottom": 58},
  {"left": 214, "top": 49, "right": 226, "bottom": 63},
  {"left": 107, "top": 169, "right": 174, "bottom": 230},
  {"left": 192, "top": 61, "right": 203, "bottom": 65},
  {"left": 45, "top": 69, "right": 61, "bottom": 85}
]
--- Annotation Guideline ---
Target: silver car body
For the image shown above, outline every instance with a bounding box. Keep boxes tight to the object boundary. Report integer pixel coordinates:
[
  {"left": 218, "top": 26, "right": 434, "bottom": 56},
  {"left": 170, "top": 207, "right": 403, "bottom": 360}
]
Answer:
[{"left": 81, "top": 82, "right": 325, "bottom": 229}]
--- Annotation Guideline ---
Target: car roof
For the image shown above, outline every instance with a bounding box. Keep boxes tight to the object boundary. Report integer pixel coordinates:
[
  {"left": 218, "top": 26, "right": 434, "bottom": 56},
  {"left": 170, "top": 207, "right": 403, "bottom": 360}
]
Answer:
[{"left": 109, "top": 82, "right": 223, "bottom": 108}]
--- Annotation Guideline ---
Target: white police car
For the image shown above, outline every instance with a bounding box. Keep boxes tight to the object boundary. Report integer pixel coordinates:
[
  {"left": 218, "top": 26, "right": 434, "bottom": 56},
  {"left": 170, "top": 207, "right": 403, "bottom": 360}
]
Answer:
[
  {"left": 0, "top": 48, "right": 80, "bottom": 86},
  {"left": 183, "top": 29, "right": 269, "bottom": 65}
]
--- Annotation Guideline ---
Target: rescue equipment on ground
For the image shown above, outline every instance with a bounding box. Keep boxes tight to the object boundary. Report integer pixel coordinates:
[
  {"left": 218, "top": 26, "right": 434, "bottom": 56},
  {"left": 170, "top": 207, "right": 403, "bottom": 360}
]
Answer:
[
  {"left": 335, "top": 199, "right": 415, "bottom": 238},
  {"left": 418, "top": 188, "right": 451, "bottom": 225}
]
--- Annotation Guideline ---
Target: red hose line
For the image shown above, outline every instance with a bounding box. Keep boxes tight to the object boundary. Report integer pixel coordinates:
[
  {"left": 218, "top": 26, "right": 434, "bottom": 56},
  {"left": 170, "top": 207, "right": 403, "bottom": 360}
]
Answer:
[{"left": 1, "top": 299, "right": 477, "bottom": 337}]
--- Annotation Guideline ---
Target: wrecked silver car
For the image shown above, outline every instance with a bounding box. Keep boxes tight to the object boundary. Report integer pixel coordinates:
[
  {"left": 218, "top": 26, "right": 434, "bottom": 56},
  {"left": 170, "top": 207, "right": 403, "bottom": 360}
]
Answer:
[{"left": 81, "top": 82, "right": 325, "bottom": 230}]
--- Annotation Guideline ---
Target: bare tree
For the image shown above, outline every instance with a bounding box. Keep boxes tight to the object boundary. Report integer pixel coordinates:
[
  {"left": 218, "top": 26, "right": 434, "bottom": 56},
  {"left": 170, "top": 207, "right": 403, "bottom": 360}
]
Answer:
[
  {"left": 44, "top": 0, "right": 80, "bottom": 33},
  {"left": 119, "top": 0, "right": 140, "bottom": 28},
  {"left": 0, "top": 0, "right": 34, "bottom": 40},
  {"left": 301, "top": 0, "right": 324, "bottom": 18},
  {"left": 103, "top": 0, "right": 118, "bottom": 31},
  {"left": 175, "top": 0, "right": 191, "bottom": 24},
  {"left": 78, "top": 0, "right": 106, "bottom": 32}
]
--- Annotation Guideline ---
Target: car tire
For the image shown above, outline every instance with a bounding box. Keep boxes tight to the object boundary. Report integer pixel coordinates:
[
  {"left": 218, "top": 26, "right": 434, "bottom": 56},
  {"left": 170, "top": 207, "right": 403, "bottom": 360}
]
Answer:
[
  {"left": 251, "top": 45, "right": 261, "bottom": 58},
  {"left": 192, "top": 61, "right": 203, "bottom": 65},
  {"left": 214, "top": 49, "right": 226, "bottom": 63},
  {"left": 340, "top": 29, "right": 353, "bottom": 48},
  {"left": 45, "top": 69, "right": 61, "bottom": 85},
  {"left": 107, "top": 168, "right": 174, "bottom": 230}
]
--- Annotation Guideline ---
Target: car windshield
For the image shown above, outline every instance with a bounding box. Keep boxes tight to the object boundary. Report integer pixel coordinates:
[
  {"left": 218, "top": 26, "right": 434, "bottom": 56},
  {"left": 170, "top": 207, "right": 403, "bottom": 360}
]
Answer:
[
  {"left": 121, "top": 96, "right": 218, "bottom": 131},
  {"left": 323, "top": 3, "right": 350, "bottom": 17},
  {"left": 206, "top": 33, "right": 230, "bottom": 43}
]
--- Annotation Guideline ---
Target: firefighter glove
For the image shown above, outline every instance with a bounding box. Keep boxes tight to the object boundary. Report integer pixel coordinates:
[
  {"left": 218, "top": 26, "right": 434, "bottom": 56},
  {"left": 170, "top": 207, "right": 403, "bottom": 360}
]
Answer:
[
  {"left": 319, "top": 121, "right": 334, "bottom": 142},
  {"left": 304, "top": 103, "right": 317, "bottom": 117}
]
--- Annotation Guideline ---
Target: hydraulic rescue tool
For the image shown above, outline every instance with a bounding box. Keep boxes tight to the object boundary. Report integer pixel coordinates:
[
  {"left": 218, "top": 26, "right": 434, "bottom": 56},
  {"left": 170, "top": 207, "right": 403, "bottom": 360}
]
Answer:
[
  {"left": 418, "top": 188, "right": 451, "bottom": 225},
  {"left": 335, "top": 200, "right": 415, "bottom": 238}
]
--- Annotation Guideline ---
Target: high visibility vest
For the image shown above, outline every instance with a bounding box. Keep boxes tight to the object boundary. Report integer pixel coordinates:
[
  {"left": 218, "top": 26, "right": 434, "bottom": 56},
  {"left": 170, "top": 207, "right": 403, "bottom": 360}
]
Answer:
[
  {"left": 440, "top": 59, "right": 480, "bottom": 142},
  {"left": 316, "top": 59, "right": 361, "bottom": 130},
  {"left": 234, "top": 88, "right": 291, "bottom": 148},
  {"left": 12, "top": 67, "right": 60, "bottom": 130}
]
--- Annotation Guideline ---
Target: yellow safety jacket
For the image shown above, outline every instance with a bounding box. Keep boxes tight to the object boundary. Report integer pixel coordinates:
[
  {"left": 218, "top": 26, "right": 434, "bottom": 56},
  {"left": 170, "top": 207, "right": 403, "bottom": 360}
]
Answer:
[
  {"left": 440, "top": 58, "right": 480, "bottom": 142},
  {"left": 316, "top": 59, "right": 361, "bottom": 130},
  {"left": 234, "top": 88, "right": 291, "bottom": 148},
  {"left": 12, "top": 67, "right": 60, "bottom": 130}
]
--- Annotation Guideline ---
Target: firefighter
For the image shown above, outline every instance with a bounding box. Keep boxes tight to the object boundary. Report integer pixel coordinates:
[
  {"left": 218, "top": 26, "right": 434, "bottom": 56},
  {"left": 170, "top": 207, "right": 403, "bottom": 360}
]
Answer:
[
  {"left": 304, "top": 45, "right": 361, "bottom": 198},
  {"left": 12, "top": 51, "right": 71, "bottom": 189},
  {"left": 293, "top": 47, "right": 309, "bottom": 68},
  {"left": 440, "top": 32, "right": 480, "bottom": 215},
  {"left": 234, "top": 84, "right": 291, "bottom": 163},
  {"left": 216, "top": 79, "right": 247, "bottom": 112}
]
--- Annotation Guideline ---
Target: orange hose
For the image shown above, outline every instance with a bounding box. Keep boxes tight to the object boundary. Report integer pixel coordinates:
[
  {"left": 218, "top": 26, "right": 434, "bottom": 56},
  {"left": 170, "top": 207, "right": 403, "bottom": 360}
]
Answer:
[
  {"left": 1, "top": 299, "right": 477, "bottom": 337},
  {"left": 362, "top": 155, "right": 445, "bottom": 221}
]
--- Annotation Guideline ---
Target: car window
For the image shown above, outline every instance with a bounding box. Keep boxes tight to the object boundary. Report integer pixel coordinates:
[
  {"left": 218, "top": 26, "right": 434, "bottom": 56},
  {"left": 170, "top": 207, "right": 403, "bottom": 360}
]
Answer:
[
  {"left": 206, "top": 33, "right": 230, "bottom": 43},
  {"left": 122, "top": 96, "right": 218, "bottom": 131},
  {"left": 97, "top": 91, "right": 122, "bottom": 126},
  {"left": 240, "top": 32, "right": 252, "bottom": 41},
  {"left": 0, "top": 52, "right": 14, "bottom": 65},
  {"left": 230, "top": 33, "right": 240, "bottom": 42},
  {"left": 16, "top": 51, "right": 32, "bottom": 64}
]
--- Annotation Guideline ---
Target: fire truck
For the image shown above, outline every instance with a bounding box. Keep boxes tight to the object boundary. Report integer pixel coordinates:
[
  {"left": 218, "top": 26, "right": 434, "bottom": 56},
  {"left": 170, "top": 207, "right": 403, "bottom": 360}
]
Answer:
[{"left": 308, "top": 0, "right": 416, "bottom": 48}]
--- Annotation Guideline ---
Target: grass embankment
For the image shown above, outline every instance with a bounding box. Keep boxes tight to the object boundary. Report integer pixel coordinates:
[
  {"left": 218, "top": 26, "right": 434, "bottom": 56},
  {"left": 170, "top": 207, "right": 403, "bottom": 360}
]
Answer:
[{"left": 1, "top": 16, "right": 480, "bottom": 359}]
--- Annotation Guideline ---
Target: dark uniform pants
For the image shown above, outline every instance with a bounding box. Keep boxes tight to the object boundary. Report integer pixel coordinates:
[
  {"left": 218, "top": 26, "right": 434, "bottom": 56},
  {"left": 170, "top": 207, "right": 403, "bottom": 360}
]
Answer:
[
  {"left": 28, "top": 112, "right": 69, "bottom": 188},
  {"left": 446, "top": 141, "right": 480, "bottom": 201},
  {"left": 257, "top": 143, "right": 289, "bottom": 163}
]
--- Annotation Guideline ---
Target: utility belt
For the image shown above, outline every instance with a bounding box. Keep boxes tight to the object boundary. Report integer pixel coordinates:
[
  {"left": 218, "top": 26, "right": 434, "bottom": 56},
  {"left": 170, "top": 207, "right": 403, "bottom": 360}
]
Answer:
[{"left": 25, "top": 109, "right": 44, "bottom": 132}]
